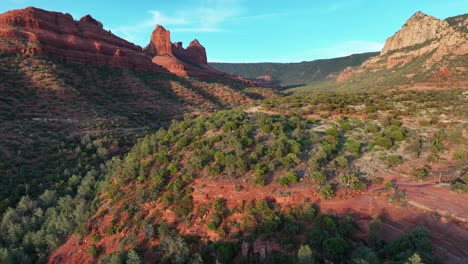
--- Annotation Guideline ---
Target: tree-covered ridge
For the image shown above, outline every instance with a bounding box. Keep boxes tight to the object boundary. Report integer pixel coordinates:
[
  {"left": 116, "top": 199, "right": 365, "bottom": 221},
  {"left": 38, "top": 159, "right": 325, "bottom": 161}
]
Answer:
[
  {"left": 0, "top": 52, "right": 273, "bottom": 263},
  {"left": 210, "top": 52, "right": 378, "bottom": 87},
  {"left": 58, "top": 108, "right": 437, "bottom": 263},
  {"left": 1, "top": 87, "right": 466, "bottom": 262},
  {"left": 105, "top": 109, "right": 381, "bottom": 201}
]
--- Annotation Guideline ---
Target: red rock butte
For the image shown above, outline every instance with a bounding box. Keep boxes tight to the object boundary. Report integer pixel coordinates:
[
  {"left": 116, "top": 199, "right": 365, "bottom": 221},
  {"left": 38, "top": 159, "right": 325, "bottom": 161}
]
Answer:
[
  {"left": 0, "top": 7, "right": 257, "bottom": 83},
  {"left": 144, "top": 25, "right": 223, "bottom": 77},
  {"left": 0, "top": 7, "right": 167, "bottom": 72}
]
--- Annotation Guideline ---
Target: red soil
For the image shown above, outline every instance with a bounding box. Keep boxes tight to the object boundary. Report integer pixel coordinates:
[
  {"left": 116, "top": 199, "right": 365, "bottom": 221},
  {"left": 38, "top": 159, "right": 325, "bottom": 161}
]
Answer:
[{"left": 49, "top": 171, "right": 468, "bottom": 264}]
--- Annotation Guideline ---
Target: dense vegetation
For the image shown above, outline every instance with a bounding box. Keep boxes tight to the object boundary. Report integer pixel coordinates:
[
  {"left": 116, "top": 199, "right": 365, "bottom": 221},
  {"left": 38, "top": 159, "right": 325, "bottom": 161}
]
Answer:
[
  {"left": 210, "top": 52, "right": 378, "bottom": 87},
  {"left": 40, "top": 104, "right": 445, "bottom": 263},
  {"left": 0, "top": 50, "right": 466, "bottom": 263},
  {"left": 0, "top": 52, "right": 269, "bottom": 263}
]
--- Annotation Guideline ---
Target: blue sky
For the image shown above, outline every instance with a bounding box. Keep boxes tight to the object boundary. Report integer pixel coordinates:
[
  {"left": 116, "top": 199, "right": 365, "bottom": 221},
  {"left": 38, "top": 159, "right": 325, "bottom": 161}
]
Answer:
[{"left": 1, "top": 0, "right": 466, "bottom": 62}]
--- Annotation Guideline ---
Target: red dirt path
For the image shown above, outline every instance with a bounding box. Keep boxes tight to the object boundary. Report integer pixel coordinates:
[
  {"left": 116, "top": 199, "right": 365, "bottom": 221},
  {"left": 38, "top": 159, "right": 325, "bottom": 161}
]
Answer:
[{"left": 49, "top": 173, "right": 468, "bottom": 264}]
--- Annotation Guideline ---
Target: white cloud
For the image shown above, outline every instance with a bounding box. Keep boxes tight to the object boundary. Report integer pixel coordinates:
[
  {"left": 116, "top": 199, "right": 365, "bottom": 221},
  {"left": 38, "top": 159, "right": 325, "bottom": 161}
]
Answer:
[
  {"left": 110, "top": 0, "right": 243, "bottom": 44},
  {"left": 147, "top": 10, "right": 187, "bottom": 26}
]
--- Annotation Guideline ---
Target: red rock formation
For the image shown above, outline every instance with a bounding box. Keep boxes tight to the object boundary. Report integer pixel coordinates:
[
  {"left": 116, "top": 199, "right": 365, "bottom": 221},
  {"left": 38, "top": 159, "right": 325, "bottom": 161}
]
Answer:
[
  {"left": 144, "top": 25, "right": 217, "bottom": 77},
  {"left": 145, "top": 25, "right": 173, "bottom": 56},
  {"left": 0, "top": 7, "right": 257, "bottom": 83},
  {"left": 0, "top": 7, "right": 165, "bottom": 72},
  {"left": 178, "top": 39, "right": 208, "bottom": 65},
  {"left": 145, "top": 25, "right": 208, "bottom": 66},
  {"left": 337, "top": 11, "right": 468, "bottom": 84}
]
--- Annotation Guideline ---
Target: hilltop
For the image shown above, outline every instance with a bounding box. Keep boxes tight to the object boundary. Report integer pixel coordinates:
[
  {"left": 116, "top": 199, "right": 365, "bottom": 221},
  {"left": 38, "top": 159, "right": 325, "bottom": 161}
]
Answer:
[{"left": 334, "top": 11, "right": 468, "bottom": 91}]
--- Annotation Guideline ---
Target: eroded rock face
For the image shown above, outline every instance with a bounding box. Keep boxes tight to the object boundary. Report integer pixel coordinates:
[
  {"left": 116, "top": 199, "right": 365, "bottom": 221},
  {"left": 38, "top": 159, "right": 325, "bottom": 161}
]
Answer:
[
  {"left": 382, "top": 12, "right": 457, "bottom": 54},
  {"left": 145, "top": 25, "right": 173, "bottom": 56},
  {"left": 145, "top": 25, "right": 216, "bottom": 77},
  {"left": 145, "top": 25, "right": 208, "bottom": 66},
  {"left": 184, "top": 40, "right": 208, "bottom": 65},
  {"left": 0, "top": 7, "right": 164, "bottom": 71},
  {"left": 338, "top": 11, "right": 468, "bottom": 84}
]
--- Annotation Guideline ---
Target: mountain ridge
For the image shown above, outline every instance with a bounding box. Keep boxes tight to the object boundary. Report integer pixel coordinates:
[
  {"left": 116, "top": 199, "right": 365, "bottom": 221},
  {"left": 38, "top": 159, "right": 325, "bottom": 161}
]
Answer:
[
  {"left": 335, "top": 11, "right": 468, "bottom": 88},
  {"left": 0, "top": 7, "right": 256, "bottom": 83},
  {"left": 210, "top": 52, "right": 378, "bottom": 87}
]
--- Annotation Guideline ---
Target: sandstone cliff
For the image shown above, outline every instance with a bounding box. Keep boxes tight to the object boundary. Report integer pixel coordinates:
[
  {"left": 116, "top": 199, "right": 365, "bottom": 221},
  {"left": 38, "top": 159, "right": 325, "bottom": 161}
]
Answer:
[
  {"left": 0, "top": 7, "right": 165, "bottom": 72},
  {"left": 144, "top": 24, "right": 235, "bottom": 78},
  {"left": 337, "top": 11, "right": 468, "bottom": 87}
]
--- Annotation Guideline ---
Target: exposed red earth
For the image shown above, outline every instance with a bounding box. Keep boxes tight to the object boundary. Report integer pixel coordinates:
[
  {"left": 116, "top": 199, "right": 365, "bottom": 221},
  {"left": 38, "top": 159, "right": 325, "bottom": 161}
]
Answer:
[{"left": 48, "top": 172, "right": 468, "bottom": 264}]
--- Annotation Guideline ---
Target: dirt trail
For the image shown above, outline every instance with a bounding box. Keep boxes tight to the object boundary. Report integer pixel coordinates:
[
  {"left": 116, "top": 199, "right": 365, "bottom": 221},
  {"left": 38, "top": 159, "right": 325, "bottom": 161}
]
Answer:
[
  {"left": 187, "top": 178, "right": 468, "bottom": 264},
  {"left": 48, "top": 176, "right": 468, "bottom": 264}
]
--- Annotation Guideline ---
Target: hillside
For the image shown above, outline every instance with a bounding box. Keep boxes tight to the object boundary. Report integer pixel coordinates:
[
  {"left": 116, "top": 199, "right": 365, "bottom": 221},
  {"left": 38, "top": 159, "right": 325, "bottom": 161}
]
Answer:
[
  {"left": 0, "top": 6, "right": 467, "bottom": 264},
  {"left": 332, "top": 11, "right": 468, "bottom": 91},
  {"left": 49, "top": 89, "right": 468, "bottom": 263},
  {"left": 210, "top": 52, "right": 378, "bottom": 88},
  {"left": 0, "top": 49, "right": 275, "bottom": 213},
  {"left": 0, "top": 8, "right": 276, "bottom": 262}
]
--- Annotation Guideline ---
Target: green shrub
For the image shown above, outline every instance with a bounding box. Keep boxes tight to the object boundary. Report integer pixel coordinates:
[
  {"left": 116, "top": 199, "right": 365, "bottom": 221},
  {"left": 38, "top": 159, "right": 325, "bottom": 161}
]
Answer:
[
  {"left": 325, "top": 126, "right": 340, "bottom": 137},
  {"left": 426, "top": 154, "right": 439, "bottom": 163},
  {"left": 372, "top": 177, "right": 383, "bottom": 185},
  {"left": 251, "top": 173, "right": 265, "bottom": 186},
  {"left": 385, "top": 181, "right": 395, "bottom": 190},
  {"left": 344, "top": 140, "right": 361, "bottom": 158},
  {"left": 320, "top": 184, "right": 334, "bottom": 200},
  {"left": 375, "top": 135, "right": 393, "bottom": 149},
  {"left": 310, "top": 171, "right": 327, "bottom": 185},
  {"left": 430, "top": 129, "right": 446, "bottom": 153},
  {"left": 387, "top": 155, "right": 403, "bottom": 166},
  {"left": 365, "top": 123, "right": 379, "bottom": 133},
  {"left": 383, "top": 126, "right": 406, "bottom": 141},
  {"left": 406, "top": 135, "right": 423, "bottom": 158},
  {"left": 339, "top": 175, "right": 366, "bottom": 191},
  {"left": 453, "top": 151, "right": 468, "bottom": 160},
  {"left": 412, "top": 166, "right": 430, "bottom": 181},
  {"left": 207, "top": 222, "right": 217, "bottom": 230},
  {"left": 277, "top": 172, "right": 298, "bottom": 187},
  {"left": 87, "top": 245, "right": 98, "bottom": 257},
  {"left": 298, "top": 244, "right": 314, "bottom": 264}
]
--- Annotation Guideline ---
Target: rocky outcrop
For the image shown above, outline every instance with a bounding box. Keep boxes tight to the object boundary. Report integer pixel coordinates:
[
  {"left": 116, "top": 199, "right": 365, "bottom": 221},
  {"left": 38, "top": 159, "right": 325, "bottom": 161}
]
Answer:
[
  {"left": 338, "top": 11, "right": 468, "bottom": 85},
  {"left": 174, "top": 39, "right": 208, "bottom": 65},
  {"left": 145, "top": 25, "right": 172, "bottom": 56},
  {"left": 382, "top": 12, "right": 454, "bottom": 54},
  {"left": 0, "top": 7, "right": 257, "bottom": 84},
  {"left": 144, "top": 24, "right": 226, "bottom": 77},
  {"left": 145, "top": 25, "right": 208, "bottom": 66},
  {"left": 0, "top": 7, "right": 165, "bottom": 71}
]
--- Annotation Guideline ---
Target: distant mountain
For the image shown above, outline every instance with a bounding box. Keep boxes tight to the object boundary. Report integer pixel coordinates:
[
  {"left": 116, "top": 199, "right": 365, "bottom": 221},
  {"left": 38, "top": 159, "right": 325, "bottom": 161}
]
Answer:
[
  {"left": 210, "top": 52, "right": 378, "bottom": 88},
  {"left": 336, "top": 11, "right": 468, "bottom": 90}
]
